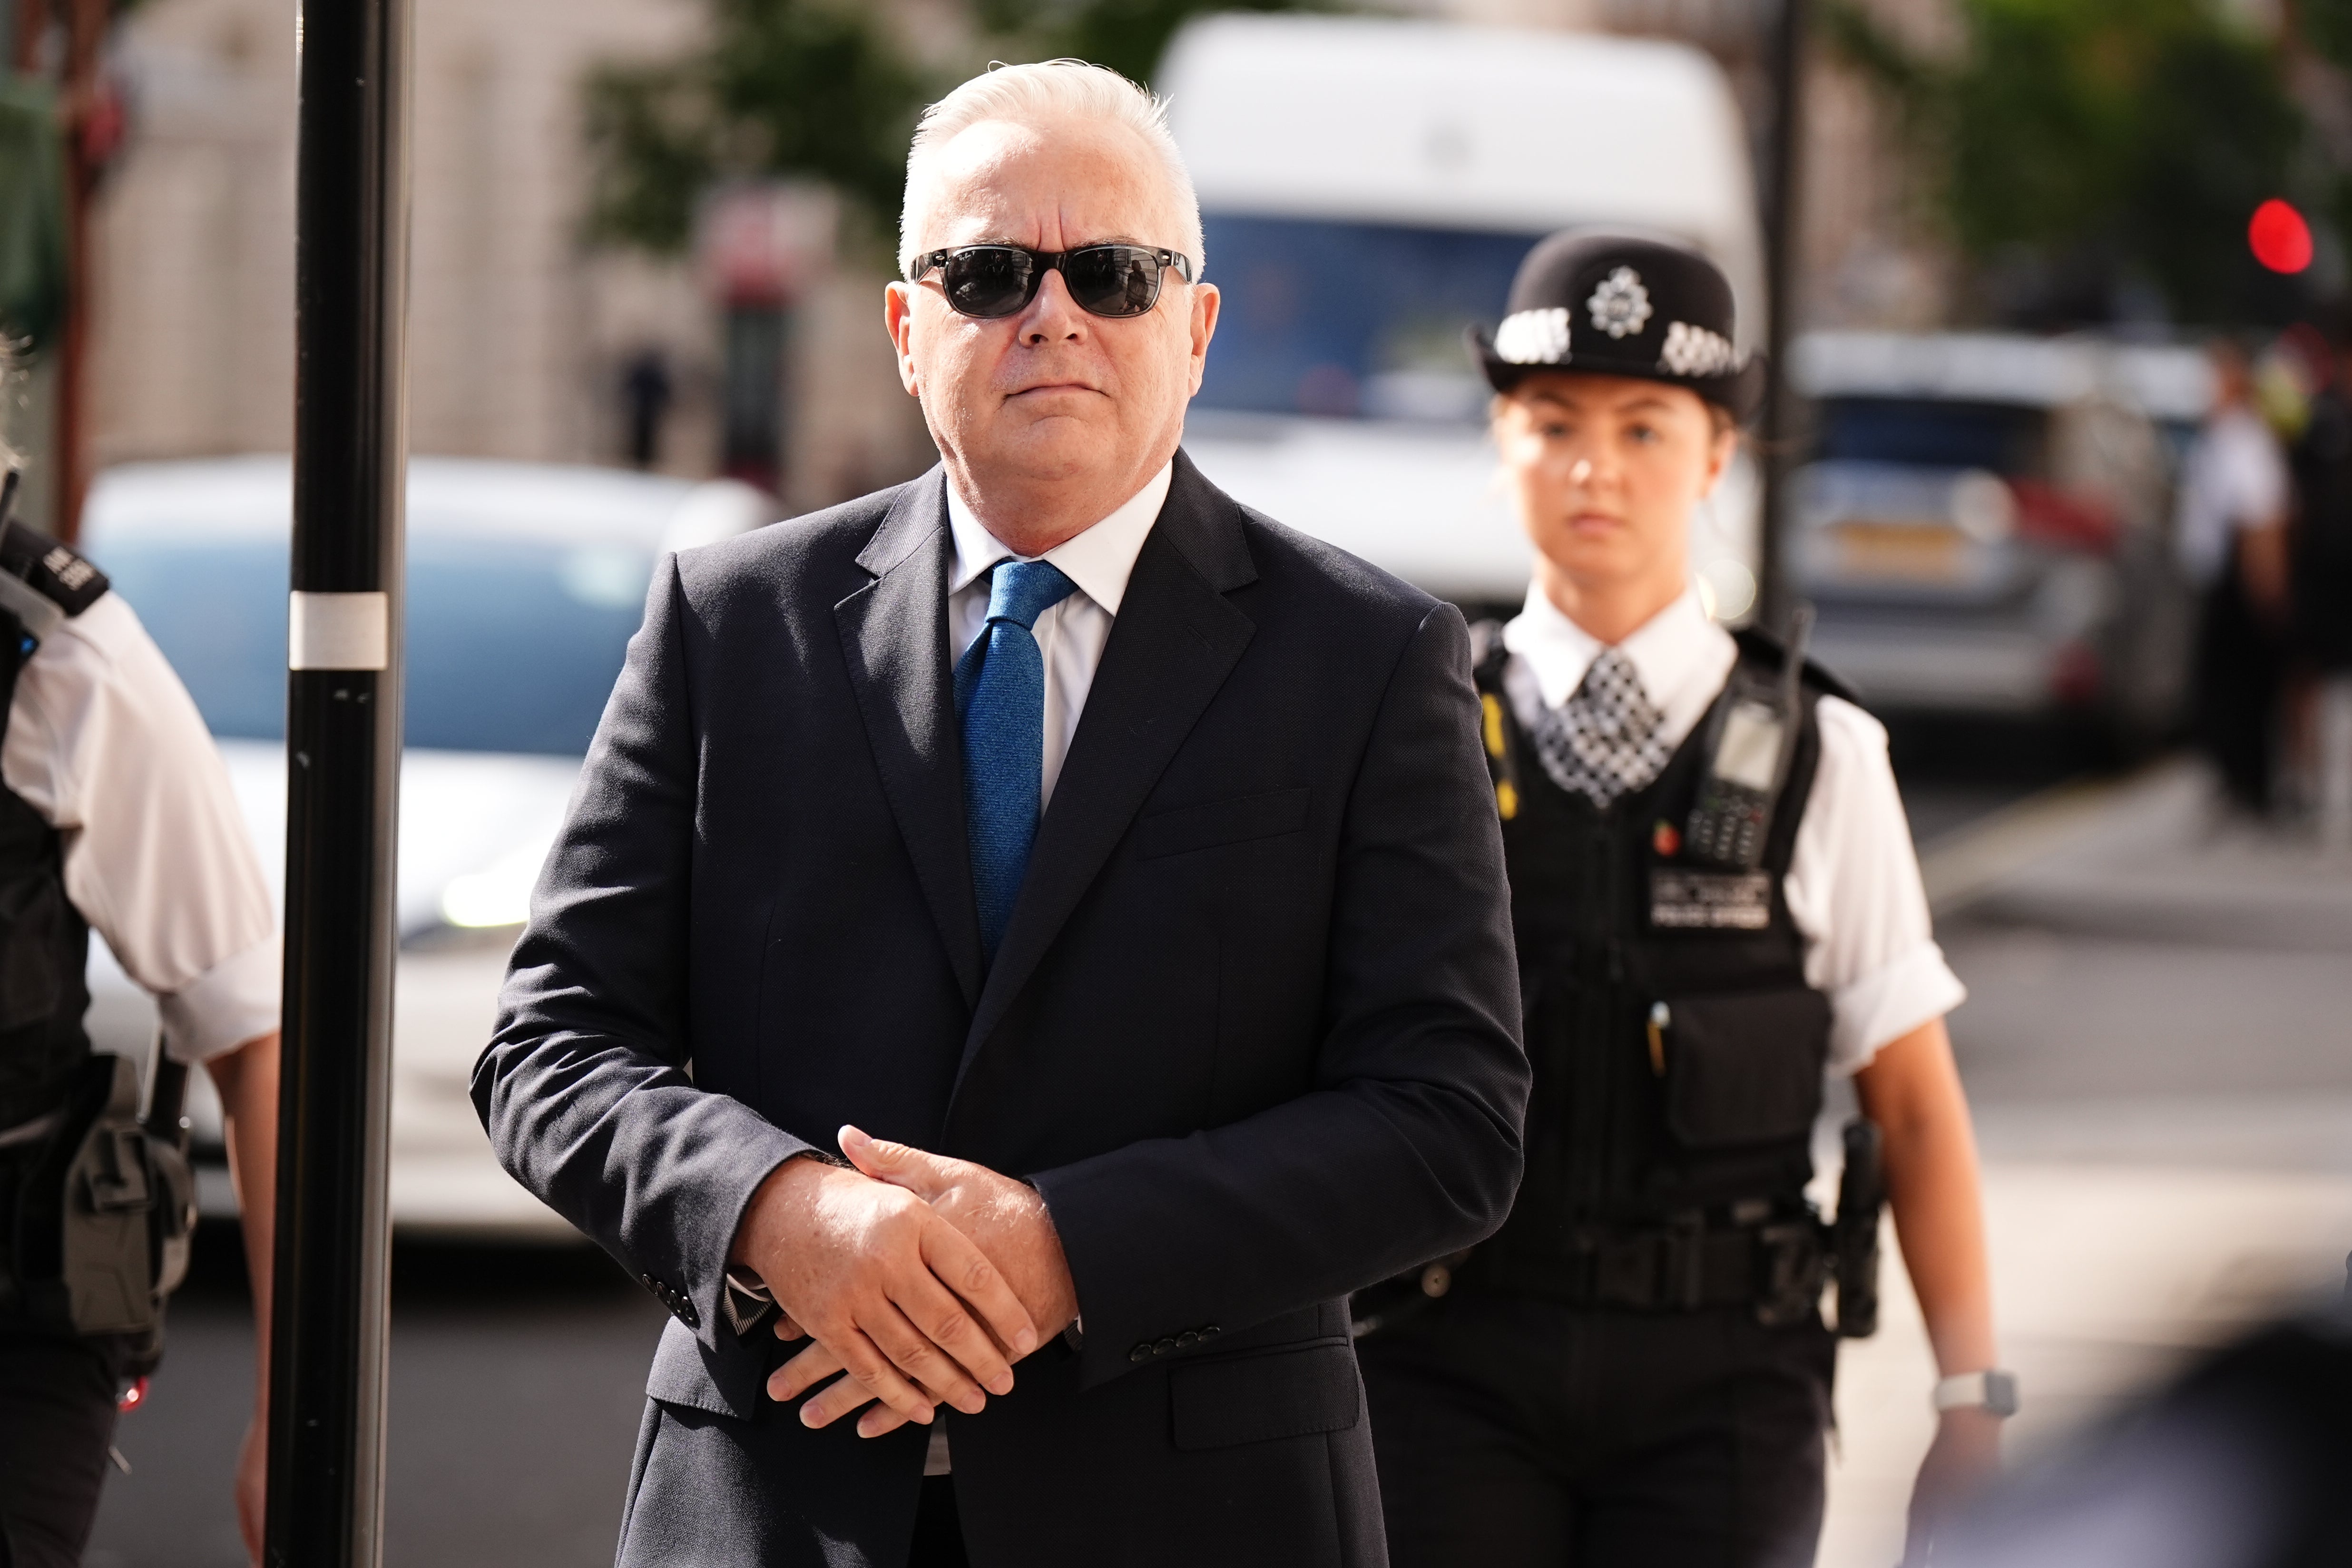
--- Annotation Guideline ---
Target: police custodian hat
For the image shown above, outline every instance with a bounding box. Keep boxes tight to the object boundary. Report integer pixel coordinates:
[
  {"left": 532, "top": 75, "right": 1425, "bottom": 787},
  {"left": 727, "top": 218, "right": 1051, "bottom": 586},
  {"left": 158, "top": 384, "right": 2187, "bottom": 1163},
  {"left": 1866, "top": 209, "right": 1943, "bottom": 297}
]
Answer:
[{"left": 1470, "top": 230, "right": 1764, "bottom": 419}]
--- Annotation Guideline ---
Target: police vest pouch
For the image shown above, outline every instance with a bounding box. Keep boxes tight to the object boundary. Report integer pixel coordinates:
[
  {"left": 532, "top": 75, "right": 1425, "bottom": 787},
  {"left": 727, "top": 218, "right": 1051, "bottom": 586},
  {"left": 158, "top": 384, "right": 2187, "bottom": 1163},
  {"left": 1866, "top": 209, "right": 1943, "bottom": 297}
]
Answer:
[
  {"left": 1657, "top": 986, "right": 1833, "bottom": 1149},
  {"left": 7, "top": 1051, "right": 195, "bottom": 1340}
]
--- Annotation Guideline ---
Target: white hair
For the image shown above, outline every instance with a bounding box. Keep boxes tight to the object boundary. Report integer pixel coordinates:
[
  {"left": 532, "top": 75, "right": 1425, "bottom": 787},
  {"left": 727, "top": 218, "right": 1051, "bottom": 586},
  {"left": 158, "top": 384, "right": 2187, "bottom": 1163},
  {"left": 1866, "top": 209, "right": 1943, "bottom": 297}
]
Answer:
[{"left": 897, "top": 59, "right": 1205, "bottom": 283}]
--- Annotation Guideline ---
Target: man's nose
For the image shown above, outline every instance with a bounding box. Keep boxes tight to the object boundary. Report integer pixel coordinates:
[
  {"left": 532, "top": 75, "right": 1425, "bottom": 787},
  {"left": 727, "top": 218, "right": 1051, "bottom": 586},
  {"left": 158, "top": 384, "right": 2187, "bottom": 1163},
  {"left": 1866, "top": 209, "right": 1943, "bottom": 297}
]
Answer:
[{"left": 1018, "top": 267, "right": 1088, "bottom": 343}]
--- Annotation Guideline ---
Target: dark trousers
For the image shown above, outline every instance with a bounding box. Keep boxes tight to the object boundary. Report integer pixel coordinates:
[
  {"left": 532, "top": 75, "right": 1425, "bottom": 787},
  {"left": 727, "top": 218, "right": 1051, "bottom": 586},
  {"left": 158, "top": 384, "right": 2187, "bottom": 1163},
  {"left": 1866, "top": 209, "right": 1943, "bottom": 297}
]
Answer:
[
  {"left": 620, "top": 1396, "right": 974, "bottom": 1567},
  {"left": 1358, "top": 1291, "right": 1836, "bottom": 1568},
  {"left": 0, "top": 1326, "right": 127, "bottom": 1568},
  {"left": 2194, "top": 559, "right": 2283, "bottom": 813},
  {"left": 910, "top": 1475, "right": 970, "bottom": 1568}
]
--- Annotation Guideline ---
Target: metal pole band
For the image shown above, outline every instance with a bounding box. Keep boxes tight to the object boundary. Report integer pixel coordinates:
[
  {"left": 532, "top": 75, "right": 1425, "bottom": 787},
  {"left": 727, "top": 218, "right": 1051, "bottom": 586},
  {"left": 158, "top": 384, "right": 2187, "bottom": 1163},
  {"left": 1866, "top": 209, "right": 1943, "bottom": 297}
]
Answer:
[{"left": 289, "top": 591, "right": 392, "bottom": 672}]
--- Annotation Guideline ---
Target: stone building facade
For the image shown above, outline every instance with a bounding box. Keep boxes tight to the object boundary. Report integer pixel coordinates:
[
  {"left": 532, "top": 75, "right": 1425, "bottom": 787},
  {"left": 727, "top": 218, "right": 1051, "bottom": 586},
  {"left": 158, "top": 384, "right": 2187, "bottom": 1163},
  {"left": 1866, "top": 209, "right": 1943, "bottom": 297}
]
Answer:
[{"left": 81, "top": 0, "right": 931, "bottom": 516}]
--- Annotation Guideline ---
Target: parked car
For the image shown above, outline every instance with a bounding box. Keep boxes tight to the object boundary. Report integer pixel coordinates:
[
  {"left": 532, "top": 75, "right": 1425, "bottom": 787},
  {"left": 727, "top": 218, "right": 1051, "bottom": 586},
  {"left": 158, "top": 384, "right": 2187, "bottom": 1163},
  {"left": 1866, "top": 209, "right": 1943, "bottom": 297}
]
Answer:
[
  {"left": 1787, "top": 331, "right": 2212, "bottom": 748},
  {"left": 1161, "top": 12, "right": 1767, "bottom": 619},
  {"left": 78, "top": 455, "right": 772, "bottom": 1236}
]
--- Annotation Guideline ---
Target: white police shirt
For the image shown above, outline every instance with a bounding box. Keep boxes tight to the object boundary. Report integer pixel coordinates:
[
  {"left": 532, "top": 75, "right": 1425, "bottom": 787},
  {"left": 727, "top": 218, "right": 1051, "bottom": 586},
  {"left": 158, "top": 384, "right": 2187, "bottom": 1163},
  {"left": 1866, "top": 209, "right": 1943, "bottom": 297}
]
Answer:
[
  {"left": 0, "top": 591, "right": 279, "bottom": 1067},
  {"left": 1501, "top": 582, "right": 1965, "bottom": 1074}
]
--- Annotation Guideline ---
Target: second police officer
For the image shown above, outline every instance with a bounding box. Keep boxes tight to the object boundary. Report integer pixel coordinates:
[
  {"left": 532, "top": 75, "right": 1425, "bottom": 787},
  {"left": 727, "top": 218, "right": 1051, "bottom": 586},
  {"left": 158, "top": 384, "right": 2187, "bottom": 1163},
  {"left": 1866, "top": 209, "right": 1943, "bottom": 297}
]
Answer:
[
  {"left": 1355, "top": 233, "right": 2013, "bottom": 1567},
  {"left": 0, "top": 463, "right": 281, "bottom": 1568}
]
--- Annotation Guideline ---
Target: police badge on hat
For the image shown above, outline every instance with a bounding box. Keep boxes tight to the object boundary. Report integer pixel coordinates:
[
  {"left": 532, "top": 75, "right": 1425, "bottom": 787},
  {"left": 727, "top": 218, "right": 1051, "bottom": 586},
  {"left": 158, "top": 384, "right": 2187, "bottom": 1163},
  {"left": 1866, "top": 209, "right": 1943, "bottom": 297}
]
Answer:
[{"left": 1470, "top": 230, "right": 1764, "bottom": 418}]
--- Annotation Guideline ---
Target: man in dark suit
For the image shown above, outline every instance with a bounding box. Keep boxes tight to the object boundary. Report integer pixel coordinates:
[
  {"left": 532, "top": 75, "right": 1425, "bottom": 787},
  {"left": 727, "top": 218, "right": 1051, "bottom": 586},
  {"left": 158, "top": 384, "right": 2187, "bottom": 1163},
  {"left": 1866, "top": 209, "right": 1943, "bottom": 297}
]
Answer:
[{"left": 473, "top": 59, "right": 1528, "bottom": 1568}]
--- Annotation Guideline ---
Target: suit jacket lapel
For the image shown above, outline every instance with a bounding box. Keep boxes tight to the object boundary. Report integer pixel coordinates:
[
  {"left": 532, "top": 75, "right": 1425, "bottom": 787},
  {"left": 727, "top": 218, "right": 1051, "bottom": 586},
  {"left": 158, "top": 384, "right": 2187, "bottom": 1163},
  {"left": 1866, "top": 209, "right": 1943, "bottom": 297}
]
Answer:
[
  {"left": 959, "top": 452, "right": 1258, "bottom": 1077},
  {"left": 834, "top": 469, "right": 985, "bottom": 1008}
]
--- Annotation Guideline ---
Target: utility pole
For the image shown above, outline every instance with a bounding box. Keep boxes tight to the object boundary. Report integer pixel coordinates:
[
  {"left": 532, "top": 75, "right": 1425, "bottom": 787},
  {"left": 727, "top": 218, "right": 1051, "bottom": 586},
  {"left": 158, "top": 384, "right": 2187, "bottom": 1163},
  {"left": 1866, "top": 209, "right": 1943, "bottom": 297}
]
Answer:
[
  {"left": 1756, "top": 0, "right": 1812, "bottom": 633},
  {"left": 265, "top": 0, "right": 409, "bottom": 1555},
  {"left": 54, "top": 0, "right": 103, "bottom": 542},
  {"left": 5, "top": 0, "right": 101, "bottom": 543}
]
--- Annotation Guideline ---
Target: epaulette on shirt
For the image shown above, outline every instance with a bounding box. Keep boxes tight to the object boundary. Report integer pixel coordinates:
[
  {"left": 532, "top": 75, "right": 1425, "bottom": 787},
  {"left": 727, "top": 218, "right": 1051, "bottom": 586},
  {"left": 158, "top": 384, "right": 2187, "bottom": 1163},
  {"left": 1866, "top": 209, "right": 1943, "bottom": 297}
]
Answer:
[{"left": 0, "top": 517, "right": 110, "bottom": 644}]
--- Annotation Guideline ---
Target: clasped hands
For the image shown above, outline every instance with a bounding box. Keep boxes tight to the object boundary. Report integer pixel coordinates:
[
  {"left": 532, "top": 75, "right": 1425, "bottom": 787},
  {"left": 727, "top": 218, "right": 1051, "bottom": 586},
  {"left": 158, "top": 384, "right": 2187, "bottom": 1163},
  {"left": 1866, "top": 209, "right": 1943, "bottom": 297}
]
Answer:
[{"left": 727, "top": 1125, "right": 1079, "bottom": 1439}]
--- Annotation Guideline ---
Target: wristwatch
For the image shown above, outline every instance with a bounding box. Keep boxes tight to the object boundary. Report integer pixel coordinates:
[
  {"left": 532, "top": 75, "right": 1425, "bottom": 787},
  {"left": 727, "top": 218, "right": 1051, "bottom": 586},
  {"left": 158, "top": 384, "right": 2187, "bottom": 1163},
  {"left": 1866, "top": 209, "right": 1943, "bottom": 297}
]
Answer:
[{"left": 1931, "top": 1369, "right": 2020, "bottom": 1418}]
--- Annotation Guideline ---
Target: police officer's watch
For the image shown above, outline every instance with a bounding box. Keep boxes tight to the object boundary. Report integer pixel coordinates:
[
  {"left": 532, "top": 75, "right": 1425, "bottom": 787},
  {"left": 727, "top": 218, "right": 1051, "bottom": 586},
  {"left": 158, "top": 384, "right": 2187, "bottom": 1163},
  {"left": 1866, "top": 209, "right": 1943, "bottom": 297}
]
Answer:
[{"left": 1931, "top": 1369, "right": 2020, "bottom": 1418}]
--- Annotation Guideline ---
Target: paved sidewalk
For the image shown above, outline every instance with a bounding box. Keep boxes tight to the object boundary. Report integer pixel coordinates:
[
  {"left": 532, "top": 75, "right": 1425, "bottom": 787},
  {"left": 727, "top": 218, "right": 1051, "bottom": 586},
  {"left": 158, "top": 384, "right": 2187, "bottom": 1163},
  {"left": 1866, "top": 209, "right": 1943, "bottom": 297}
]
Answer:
[
  {"left": 1923, "top": 757, "right": 2352, "bottom": 944},
  {"left": 1817, "top": 760, "right": 2352, "bottom": 1568},
  {"left": 1818, "top": 1164, "right": 2352, "bottom": 1568}
]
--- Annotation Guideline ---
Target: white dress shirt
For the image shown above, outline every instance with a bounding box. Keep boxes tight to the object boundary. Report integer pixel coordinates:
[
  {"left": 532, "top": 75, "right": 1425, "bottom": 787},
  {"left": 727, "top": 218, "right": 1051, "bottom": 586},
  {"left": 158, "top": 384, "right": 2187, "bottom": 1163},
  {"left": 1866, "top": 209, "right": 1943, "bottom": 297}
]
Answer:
[
  {"left": 1501, "top": 582, "right": 1965, "bottom": 1075},
  {"left": 945, "top": 463, "right": 1173, "bottom": 810},
  {"left": 928, "top": 461, "right": 1169, "bottom": 1475},
  {"left": 2175, "top": 405, "right": 2289, "bottom": 588},
  {"left": 0, "top": 591, "right": 280, "bottom": 1066}
]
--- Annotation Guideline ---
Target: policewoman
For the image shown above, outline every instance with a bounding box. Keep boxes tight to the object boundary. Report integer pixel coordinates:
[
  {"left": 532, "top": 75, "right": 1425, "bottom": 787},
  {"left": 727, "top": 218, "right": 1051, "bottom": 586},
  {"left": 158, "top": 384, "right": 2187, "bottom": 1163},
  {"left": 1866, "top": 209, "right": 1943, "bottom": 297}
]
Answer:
[
  {"left": 0, "top": 467, "right": 281, "bottom": 1568},
  {"left": 1355, "top": 233, "right": 2010, "bottom": 1567}
]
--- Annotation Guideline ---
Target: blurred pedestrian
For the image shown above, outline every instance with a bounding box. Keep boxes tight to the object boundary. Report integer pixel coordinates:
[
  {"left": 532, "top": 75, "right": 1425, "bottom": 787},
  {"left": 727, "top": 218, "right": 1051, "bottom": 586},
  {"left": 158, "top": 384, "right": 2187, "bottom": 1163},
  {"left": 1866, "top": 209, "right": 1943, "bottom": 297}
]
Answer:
[
  {"left": 1356, "top": 233, "right": 2009, "bottom": 1568},
  {"left": 2287, "top": 322, "right": 2352, "bottom": 849},
  {"left": 0, "top": 461, "right": 280, "bottom": 1566},
  {"left": 2180, "top": 338, "right": 2292, "bottom": 816},
  {"left": 474, "top": 59, "right": 1526, "bottom": 1568},
  {"left": 618, "top": 347, "right": 673, "bottom": 471}
]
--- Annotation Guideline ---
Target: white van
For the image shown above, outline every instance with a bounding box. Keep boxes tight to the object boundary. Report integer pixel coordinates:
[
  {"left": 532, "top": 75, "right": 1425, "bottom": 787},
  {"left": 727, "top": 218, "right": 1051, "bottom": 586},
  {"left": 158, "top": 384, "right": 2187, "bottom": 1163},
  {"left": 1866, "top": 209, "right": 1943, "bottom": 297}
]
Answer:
[{"left": 1162, "top": 13, "right": 1767, "bottom": 617}]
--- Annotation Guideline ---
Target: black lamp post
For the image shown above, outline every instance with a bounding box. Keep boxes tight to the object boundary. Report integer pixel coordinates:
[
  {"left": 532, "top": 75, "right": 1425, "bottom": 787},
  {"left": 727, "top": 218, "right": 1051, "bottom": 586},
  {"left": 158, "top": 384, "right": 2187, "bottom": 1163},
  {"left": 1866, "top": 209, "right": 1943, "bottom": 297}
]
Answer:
[
  {"left": 265, "top": 0, "right": 409, "bottom": 1556},
  {"left": 1756, "top": 0, "right": 1812, "bottom": 633}
]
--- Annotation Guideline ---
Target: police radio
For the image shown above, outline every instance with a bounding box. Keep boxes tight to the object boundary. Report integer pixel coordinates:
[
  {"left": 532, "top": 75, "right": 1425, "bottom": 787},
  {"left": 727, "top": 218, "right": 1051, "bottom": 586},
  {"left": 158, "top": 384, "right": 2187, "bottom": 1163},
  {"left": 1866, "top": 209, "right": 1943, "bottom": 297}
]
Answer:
[{"left": 1682, "top": 605, "right": 1813, "bottom": 870}]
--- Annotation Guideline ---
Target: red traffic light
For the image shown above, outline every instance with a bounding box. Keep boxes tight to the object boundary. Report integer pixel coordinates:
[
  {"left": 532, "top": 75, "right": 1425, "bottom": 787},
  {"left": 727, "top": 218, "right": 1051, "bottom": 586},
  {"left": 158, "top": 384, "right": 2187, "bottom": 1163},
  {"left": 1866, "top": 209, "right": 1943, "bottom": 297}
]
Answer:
[{"left": 2250, "top": 199, "right": 2314, "bottom": 274}]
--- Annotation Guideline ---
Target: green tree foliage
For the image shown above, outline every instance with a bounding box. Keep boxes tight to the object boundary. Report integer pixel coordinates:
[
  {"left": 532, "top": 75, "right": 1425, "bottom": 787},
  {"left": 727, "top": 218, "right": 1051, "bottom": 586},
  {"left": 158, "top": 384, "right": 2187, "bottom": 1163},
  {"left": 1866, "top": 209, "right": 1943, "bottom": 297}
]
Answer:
[
  {"left": 972, "top": 0, "right": 1328, "bottom": 88},
  {"left": 1824, "top": 0, "right": 2312, "bottom": 324},
  {"left": 583, "top": 0, "right": 1326, "bottom": 259},
  {"left": 2304, "top": 0, "right": 2352, "bottom": 71},
  {"left": 583, "top": 0, "right": 923, "bottom": 254}
]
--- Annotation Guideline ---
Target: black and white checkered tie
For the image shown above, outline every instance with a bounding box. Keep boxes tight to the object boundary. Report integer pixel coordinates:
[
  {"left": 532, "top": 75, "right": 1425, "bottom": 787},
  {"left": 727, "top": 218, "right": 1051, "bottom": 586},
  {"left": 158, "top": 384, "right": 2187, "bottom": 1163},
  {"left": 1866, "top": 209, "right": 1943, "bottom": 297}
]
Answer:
[{"left": 1527, "top": 647, "right": 1671, "bottom": 806}]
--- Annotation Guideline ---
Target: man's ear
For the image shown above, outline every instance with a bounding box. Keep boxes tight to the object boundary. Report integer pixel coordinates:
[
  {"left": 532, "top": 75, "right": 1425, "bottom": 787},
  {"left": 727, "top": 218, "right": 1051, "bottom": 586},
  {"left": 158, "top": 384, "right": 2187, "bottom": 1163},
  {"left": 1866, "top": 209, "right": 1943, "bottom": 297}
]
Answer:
[
  {"left": 1186, "top": 283, "right": 1221, "bottom": 395},
  {"left": 884, "top": 283, "right": 921, "bottom": 398}
]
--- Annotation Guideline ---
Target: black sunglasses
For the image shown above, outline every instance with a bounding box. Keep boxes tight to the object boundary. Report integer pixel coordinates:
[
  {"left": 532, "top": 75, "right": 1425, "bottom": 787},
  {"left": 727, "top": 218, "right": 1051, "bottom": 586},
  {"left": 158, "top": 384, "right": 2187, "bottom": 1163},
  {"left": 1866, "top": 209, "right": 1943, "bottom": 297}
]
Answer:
[{"left": 910, "top": 243, "right": 1196, "bottom": 320}]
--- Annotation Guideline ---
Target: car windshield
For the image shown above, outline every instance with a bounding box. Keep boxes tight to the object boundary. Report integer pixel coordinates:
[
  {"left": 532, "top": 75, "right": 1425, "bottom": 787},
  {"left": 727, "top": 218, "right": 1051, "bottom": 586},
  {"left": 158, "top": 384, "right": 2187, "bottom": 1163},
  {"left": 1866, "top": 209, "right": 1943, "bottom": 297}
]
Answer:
[
  {"left": 98, "top": 530, "right": 653, "bottom": 755},
  {"left": 1195, "top": 213, "right": 1548, "bottom": 423},
  {"left": 1816, "top": 397, "right": 2049, "bottom": 476}
]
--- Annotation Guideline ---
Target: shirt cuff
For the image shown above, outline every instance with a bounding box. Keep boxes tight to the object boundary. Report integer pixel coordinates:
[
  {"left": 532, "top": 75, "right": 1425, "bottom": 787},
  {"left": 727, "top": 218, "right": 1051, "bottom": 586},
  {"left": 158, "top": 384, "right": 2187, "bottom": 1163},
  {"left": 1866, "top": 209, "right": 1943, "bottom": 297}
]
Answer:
[
  {"left": 1825, "top": 940, "right": 1966, "bottom": 1077},
  {"left": 157, "top": 936, "right": 282, "bottom": 1065}
]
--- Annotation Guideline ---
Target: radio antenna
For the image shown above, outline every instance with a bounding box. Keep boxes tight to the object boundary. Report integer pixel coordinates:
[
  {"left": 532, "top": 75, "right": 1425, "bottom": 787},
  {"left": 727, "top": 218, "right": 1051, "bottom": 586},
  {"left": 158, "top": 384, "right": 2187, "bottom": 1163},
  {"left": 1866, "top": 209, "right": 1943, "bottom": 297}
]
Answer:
[{"left": 1781, "top": 601, "right": 1814, "bottom": 716}]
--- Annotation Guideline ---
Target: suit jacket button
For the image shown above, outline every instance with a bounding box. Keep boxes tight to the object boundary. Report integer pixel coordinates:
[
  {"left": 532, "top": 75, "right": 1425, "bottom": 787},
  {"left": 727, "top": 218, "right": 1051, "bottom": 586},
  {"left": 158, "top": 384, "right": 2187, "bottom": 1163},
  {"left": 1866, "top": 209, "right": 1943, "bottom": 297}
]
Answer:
[
  {"left": 1155, "top": 1337, "right": 1177, "bottom": 1356},
  {"left": 1176, "top": 1331, "right": 1199, "bottom": 1348},
  {"left": 1129, "top": 1344, "right": 1152, "bottom": 1364},
  {"left": 679, "top": 1302, "right": 699, "bottom": 1327},
  {"left": 1200, "top": 1325, "right": 1221, "bottom": 1340}
]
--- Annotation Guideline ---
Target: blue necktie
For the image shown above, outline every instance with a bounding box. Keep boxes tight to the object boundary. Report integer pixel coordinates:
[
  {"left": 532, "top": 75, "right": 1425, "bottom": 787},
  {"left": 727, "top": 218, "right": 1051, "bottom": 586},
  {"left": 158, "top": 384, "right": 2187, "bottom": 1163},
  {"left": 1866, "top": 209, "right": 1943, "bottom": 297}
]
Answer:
[{"left": 955, "top": 559, "right": 1077, "bottom": 957}]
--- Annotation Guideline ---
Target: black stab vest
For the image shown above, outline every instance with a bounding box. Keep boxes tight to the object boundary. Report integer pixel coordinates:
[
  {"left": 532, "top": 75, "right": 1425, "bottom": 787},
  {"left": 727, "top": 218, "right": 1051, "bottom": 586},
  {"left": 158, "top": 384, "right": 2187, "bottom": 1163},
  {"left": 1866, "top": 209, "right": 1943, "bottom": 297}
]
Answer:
[
  {"left": 0, "top": 525, "right": 107, "bottom": 1132},
  {"left": 1471, "top": 627, "right": 1840, "bottom": 1282}
]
